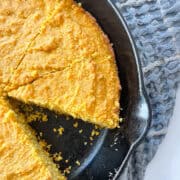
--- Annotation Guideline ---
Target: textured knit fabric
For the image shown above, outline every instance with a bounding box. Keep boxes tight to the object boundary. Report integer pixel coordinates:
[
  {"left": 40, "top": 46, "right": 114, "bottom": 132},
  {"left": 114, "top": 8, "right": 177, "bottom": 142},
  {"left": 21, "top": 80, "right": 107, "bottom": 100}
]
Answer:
[{"left": 113, "top": 0, "right": 180, "bottom": 179}]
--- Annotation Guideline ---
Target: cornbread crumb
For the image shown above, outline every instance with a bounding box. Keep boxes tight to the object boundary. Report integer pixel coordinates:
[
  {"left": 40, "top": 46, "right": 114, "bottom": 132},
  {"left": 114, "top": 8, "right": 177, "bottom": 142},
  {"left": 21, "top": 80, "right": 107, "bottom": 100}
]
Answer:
[
  {"left": 46, "top": 144, "right": 52, "bottom": 152},
  {"left": 76, "top": 160, "right": 80, "bottom": 166},
  {"left": 58, "top": 127, "right": 64, "bottom": 136},
  {"left": 90, "top": 137, "right": 93, "bottom": 141},
  {"left": 84, "top": 142, "right": 87, "bottom": 146},
  {"left": 26, "top": 111, "right": 48, "bottom": 122},
  {"left": 78, "top": 2, "right": 82, "bottom": 6},
  {"left": 63, "top": 166, "right": 72, "bottom": 174},
  {"left": 65, "top": 159, "right": 69, "bottom": 163},
  {"left": 91, "top": 129, "right": 99, "bottom": 137},
  {"left": 73, "top": 122, "right": 78, "bottom": 128},
  {"left": 79, "top": 129, "right": 83, "bottom": 134},
  {"left": 39, "top": 132, "right": 43, "bottom": 137},
  {"left": 53, "top": 128, "right": 57, "bottom": 132},
  {"left": 95, "top": 125, "right": 99, "bottom": 130},
  {"left": 53, "top": 152, "right": 63, "bottom": 162},
  {"left": 119, "top": 118, "right": 123, "bottom": 122}
]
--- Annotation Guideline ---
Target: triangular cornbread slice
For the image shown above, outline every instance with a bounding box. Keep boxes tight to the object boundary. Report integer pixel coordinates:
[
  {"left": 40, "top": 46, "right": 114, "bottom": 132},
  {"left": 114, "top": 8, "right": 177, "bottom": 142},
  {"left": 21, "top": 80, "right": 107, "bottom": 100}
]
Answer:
[
  {"left": 9, "top": 59, "right": 120, "bottom": 128},
  {"left": 7, "top": 0, "right": 118, "bottom": 92},
  {"left": 0, "top": 97, "right": 65, "bottom": 180},
  {"left": 0, "top": 0, "right": 57, "bottom": 89}
]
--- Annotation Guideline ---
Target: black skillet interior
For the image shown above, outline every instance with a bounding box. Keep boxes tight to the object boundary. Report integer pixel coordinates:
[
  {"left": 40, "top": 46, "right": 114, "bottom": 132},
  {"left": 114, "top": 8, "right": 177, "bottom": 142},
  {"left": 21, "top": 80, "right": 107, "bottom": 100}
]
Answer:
[{"left": 11, "top": 0, "right": 151, "bottom": 179}]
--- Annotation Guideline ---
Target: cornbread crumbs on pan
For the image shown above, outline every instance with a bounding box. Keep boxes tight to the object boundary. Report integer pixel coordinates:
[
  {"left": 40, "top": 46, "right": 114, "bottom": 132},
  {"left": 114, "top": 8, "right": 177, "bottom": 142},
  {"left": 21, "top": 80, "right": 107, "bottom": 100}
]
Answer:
[
  {"left": 53, "top": 152, "right": 63, "bottom": 162},
  {"left": 75, "top": 160, "right": 81, "bottom": 166},
  {"left": 65, "top": 159, "right": 69, "bottom": 163},
  {"left": 58, "top": 127, "right": 65, "bottom": 136},
  {"left": 0, "top": 98, "right": 65, "bottom": 179},
  {"left": 9, "top": 58, "right": 120, "bottom": 129},
  {"left": 91, "top": 129, "right": 100, "bottom": 137},
  {"left": 79, "top": 129, "right": 83, "bottom": 134},
  {"left": 63, "top": 166, "right": 72, "bottom": 175},
  {"left": 53, "top": 128, "right": 57, "bottom": 132},
  {"left": 73, "top": 121, "right": 79, "bottom": 128}
]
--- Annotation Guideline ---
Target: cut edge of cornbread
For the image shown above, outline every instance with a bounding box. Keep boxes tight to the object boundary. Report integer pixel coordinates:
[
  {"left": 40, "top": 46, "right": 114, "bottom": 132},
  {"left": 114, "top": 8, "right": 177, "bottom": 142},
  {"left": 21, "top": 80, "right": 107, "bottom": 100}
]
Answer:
[{"left": 8, "top": 58, "right": 120, "bottom": 129}]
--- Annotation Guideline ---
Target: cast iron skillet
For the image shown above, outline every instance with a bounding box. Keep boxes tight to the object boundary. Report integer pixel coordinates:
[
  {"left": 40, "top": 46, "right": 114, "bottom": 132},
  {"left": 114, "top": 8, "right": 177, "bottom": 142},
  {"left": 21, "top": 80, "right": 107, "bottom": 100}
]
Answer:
[{"left": 15, "top": 0, "right": 151, "bottom": 179}]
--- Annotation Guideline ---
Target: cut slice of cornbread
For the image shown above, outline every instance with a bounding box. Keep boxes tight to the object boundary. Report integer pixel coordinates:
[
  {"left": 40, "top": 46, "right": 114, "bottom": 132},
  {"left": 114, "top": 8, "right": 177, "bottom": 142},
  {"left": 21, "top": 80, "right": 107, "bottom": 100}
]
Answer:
[
  {"left": 7, "top": 0, "right": 118, "bottom": 92},
  {"left": 0, "top": 97, "right": 66, "bottom": 180},
  {"left": 8, "top": 59, "right": 120, "bottom": 129},
  {"left": 0, "top": 0, "right": 57, "bottom": 89}
]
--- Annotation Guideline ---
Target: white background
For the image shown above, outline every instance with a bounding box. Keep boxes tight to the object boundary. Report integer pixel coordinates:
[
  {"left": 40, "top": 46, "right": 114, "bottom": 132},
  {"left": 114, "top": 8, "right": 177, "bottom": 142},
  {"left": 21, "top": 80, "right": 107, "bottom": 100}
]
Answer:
[{"left": 145, "top": 88, "right": 180, "bottom": 180}]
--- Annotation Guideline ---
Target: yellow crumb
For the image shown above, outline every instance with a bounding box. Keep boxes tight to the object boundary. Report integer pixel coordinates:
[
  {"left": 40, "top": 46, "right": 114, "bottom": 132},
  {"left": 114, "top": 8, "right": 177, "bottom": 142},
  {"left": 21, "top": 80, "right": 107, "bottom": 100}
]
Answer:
[
  {"left": 119, "top": 118, "right": 123, "bottom": 122},
  {"left": 39, "top": 132, "right": 43, "bottom": 137},
  {"left": 91, "top": 129, "right": 100, "bottom": 137},
  {"left": 65, "top": 159, "right": 69, "bottom": 163},
  {"left": 84, "top": 142, "right": 87, "bottom": 146},
  {"left": 63, "top": 166, "right": 72, "bottom": 174},
  {"left": 95, "top": 131, "right": 99, "bottom": 136},
  {"left": 73, "top": 122, "right": 78, "bottom": 128},
  {"left": 53, "top": 152, "right": 63, "bottom": 162},
  {"left": 78, "top": 2, "right": 82, "bottom": 6},
  {"left": 91, "top": 129, "right": 95, "bottom": 136},
  {"left": 79, "top": 129, "right": 83, "bottom": 134},
  {"left": 75, "top": 160, "right": 80, "bottom": 166},
  {"left": 26, "top": 111, "right": 48, "bottom": 122},
  {"left": 95, "top": 125, "right": 99, "bottom": 129},
  {"left": 53, "top": 128, "right": 57, "bottom": 132},
  {"left": 90, "top": 137, "right": 93, "bottom": 141},
  {"left": 58, "top": 127, "right": 64, "bottom": 135},
  {"left": 46, "top": 144, "right": 52, "bottom": 152}
]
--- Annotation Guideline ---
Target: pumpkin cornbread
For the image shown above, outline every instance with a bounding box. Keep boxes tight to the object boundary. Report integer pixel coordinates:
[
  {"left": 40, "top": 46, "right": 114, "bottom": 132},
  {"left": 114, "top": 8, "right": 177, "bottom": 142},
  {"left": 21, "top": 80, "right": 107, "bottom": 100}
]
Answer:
[
  {"left": 9, "top": 59, "right": 120, "bottom": 128},
  {"left": 0, "top": 97, "right": 65, "bottom": 180},
  {"left": 0, "top": 0, "right": 121, "bottom": 178}
]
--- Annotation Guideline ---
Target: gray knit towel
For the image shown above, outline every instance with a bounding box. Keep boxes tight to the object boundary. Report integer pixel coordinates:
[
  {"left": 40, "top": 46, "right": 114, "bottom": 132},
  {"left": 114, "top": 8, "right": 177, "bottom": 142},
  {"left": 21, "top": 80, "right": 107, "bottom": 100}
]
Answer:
[{"left": 113, "top": 0, "right": 180, "bottom": 179}]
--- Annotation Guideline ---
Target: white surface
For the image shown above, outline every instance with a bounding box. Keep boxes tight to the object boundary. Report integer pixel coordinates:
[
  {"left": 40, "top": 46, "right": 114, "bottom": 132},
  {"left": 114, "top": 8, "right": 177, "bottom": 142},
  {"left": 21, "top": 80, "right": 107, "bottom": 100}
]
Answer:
[{"left": 145, "top": 88, "right": 180, "bottom": 180}]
